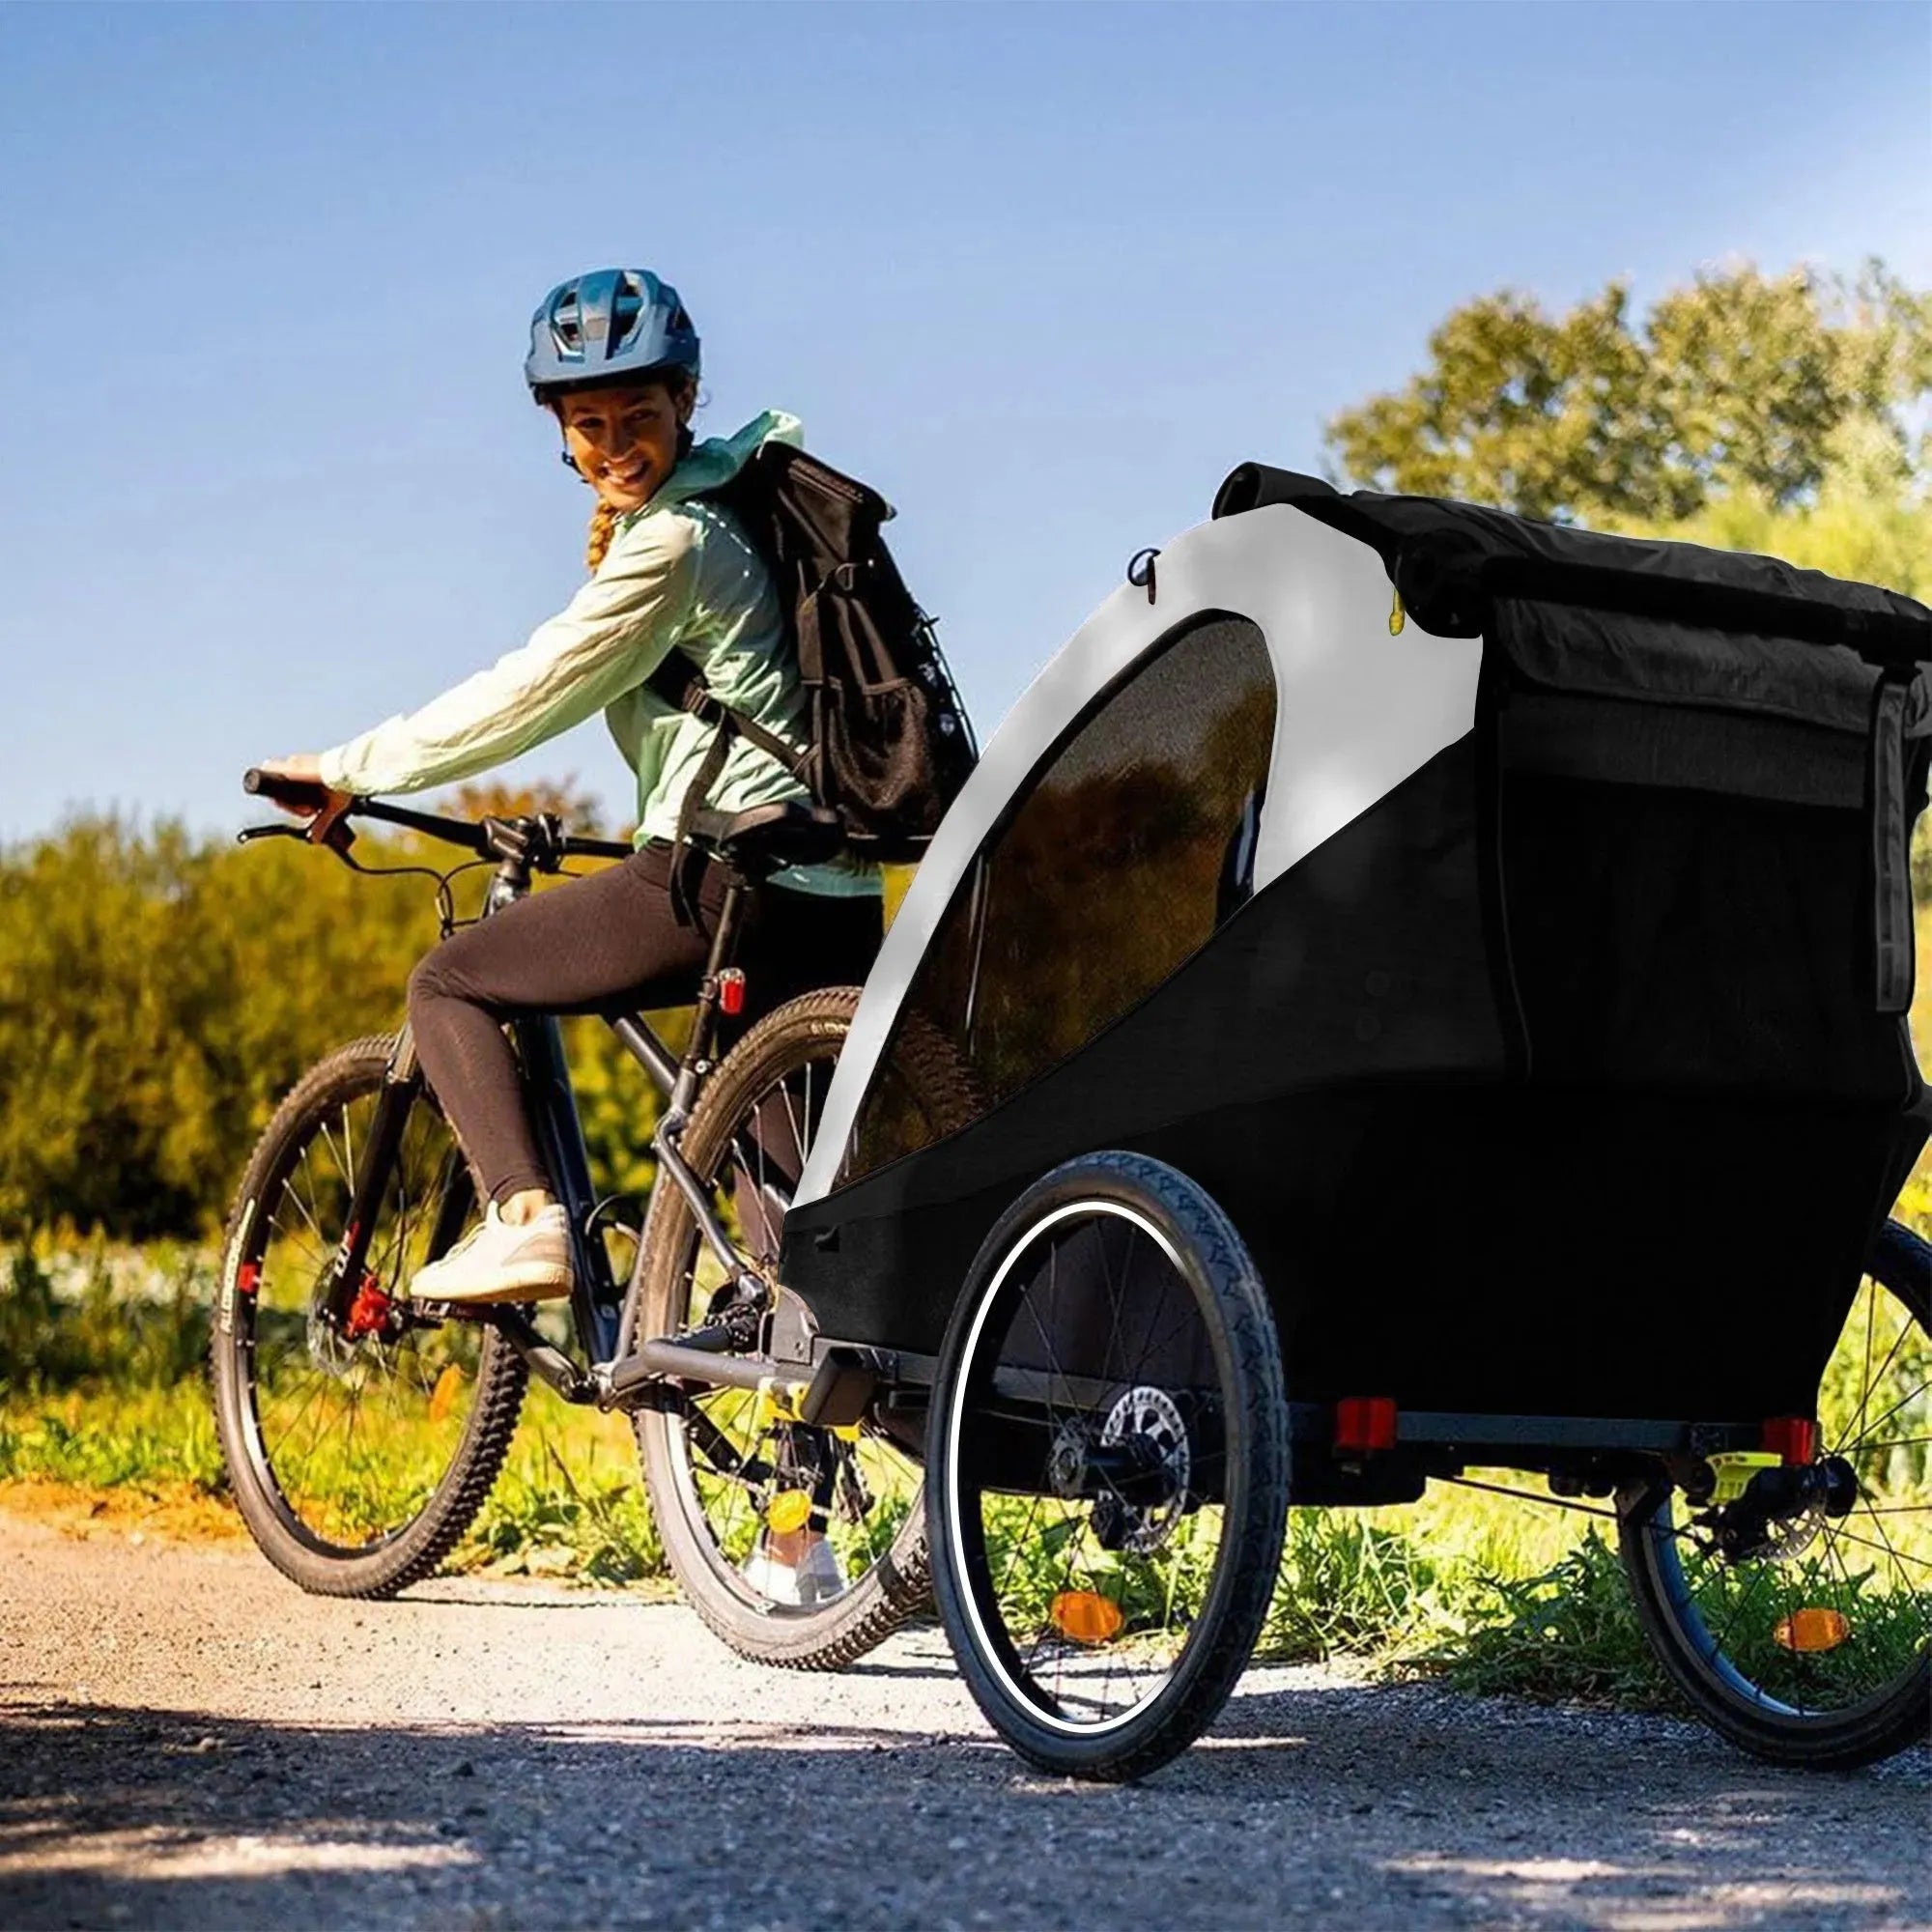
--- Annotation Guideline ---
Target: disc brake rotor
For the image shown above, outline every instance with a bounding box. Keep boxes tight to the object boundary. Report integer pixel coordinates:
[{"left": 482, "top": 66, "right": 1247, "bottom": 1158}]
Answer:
[{"left": 1098, "top": 1384, "right": 1192, "bottom": 1554}]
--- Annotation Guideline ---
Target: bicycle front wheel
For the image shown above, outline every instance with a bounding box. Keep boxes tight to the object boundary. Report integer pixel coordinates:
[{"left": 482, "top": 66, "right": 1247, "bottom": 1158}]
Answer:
[{"left": 211, "top": 1035, "right": 527, "bottom": 1597}]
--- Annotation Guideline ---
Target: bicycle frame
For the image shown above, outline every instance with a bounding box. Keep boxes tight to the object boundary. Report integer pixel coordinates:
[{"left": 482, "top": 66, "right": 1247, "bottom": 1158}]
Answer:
[{"left": 242, "top": 781, "right": 873, "bottom": 1431}]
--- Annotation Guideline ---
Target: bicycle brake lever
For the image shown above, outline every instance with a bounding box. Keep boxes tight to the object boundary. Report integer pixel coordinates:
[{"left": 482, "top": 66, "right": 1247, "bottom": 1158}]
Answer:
[{"left": 237, "top": 817, "right": 356, "bottom": 854}]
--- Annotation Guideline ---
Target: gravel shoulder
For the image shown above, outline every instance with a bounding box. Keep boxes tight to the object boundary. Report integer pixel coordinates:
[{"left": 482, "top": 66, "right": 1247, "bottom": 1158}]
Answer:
[{"left": 1, "top": 1509, "right": 1925, "bottom": 1931}]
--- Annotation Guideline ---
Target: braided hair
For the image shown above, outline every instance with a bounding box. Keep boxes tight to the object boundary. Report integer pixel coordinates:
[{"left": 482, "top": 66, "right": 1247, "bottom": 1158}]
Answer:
[{"left": 585, "top": 498, "right": 624, "bottom": 575}]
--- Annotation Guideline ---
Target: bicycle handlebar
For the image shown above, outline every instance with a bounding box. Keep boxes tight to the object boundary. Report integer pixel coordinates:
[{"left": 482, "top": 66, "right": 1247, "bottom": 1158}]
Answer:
[
  {"left": 241, "top": 769, "right": 633, "bottom": 865},
  {"left": 242, "top": 766, "right": 334, "bottom": 813}
]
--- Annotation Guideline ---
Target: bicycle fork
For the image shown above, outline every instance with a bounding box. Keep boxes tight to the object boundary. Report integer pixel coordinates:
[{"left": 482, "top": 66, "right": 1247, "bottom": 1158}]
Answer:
[{"left": 318, "top": 1030, "right": 425, "bottom": 1337}]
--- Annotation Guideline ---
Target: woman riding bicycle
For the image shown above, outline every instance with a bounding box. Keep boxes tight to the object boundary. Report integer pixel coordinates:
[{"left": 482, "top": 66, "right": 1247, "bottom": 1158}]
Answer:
[{"left": 256, "top": 267, "right": 883, "bottom": 1310}]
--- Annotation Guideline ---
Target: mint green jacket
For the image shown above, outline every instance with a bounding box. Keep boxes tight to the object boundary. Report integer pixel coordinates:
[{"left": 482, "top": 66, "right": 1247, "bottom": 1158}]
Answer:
[{"left": 318, "top": 412, "right": 880, "bottom": 898}]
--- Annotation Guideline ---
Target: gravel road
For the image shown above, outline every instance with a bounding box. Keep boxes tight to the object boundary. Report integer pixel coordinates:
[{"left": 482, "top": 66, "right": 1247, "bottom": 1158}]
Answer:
[{"left": 1, "top": 1511, "right": 1924, "bottom": 1931}]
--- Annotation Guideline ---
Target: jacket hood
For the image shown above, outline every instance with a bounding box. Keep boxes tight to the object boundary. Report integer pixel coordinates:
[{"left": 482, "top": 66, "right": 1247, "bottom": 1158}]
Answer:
[{"left": 648, "top": 410, "right": 803, "bottom": 513}]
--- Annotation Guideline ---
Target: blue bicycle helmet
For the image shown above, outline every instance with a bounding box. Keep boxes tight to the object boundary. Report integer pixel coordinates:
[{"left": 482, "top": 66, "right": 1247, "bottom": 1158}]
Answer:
[{"left": 526, "top": 268, "right": 701, "bottom": 397}]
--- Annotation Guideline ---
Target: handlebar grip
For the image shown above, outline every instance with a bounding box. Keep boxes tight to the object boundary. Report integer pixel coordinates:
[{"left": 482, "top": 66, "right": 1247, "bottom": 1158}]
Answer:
[{"left": 243, "top": 767, "right": 333, "bottom": 813}]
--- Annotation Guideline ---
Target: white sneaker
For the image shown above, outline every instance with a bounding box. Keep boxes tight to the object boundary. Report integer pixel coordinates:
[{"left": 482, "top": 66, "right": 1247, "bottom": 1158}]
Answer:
[
  {"left": 409, "top": 1203, "right": 573, "bottom": 1304},
  {"left": 741, "top": 1535, "right": 848, "bottom": 1608},
  {"left": 794, "top": 1536, "right": 848, "bottom": 1606}
]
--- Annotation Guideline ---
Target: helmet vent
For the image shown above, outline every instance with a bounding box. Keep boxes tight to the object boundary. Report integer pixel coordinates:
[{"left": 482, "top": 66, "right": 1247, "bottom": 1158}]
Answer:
[
  {"left": 549, "top": 289, "right": 584, "bottom": 360},
  {"left": 611, "top": 274, "right": 645, "bottom": 354}
]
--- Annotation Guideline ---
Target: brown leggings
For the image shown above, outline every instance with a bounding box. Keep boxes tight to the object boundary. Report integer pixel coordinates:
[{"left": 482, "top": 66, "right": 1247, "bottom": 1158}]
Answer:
[{"left": 406, "top": 840, "right": 883, "bottom": 1205}]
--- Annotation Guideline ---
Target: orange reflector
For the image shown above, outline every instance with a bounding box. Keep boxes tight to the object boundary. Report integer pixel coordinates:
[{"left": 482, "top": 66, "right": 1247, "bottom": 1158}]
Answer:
[
  {"left": 765, "top": 1489, "right": 813, "bottom": 1535},
  {"left": 1050, "top": 1590, "right": 1124, "bottom": 1645},
  {"left": 1774, "top": 1607, "right": 1852, "bottom": 1654},
  {"left": 427, "top": 1363, "right": 464, "bottom": 1424}
]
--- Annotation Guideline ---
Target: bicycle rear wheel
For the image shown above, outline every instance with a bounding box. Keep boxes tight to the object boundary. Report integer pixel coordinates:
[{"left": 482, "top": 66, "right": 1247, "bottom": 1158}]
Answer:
[
  {"left": 1619, "top": 1218, "right": 1930, "bottom": 1768},
  {"left": 632, "top": 986, "right": 981, "bottom": 1668},
  {"left": 211, "top": 1035, "right": 527, "bottom": 1597}
]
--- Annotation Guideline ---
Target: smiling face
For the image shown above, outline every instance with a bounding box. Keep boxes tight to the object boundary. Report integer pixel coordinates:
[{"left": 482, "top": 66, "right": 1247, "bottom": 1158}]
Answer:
[{"left": 554, "top": 377, "right": 695, "bottom": 513}]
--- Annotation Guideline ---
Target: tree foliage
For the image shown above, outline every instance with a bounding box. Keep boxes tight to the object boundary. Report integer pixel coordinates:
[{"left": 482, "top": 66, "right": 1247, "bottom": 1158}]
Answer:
[
  {"left": 1607, "top": 415, "right": 1932, "bottom": 601},
  {"left": 1325, "top": 261, "right": 1932, "bottom": 524},
  {"left": 0, "top": 814, "right": 668, "bottom": 1239}
]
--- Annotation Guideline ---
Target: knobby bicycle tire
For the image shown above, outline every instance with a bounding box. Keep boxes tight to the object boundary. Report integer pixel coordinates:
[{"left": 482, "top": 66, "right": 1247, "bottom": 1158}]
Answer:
[
  {"left": 632, "top": 986, "right": 981, "bottom": 1669},
  {"left": 211, "top": 1035, "right": 528, "bottom": 1599}
]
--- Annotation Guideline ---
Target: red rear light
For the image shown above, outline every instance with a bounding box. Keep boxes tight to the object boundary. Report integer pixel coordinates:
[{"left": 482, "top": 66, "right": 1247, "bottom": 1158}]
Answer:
[
  {"left": 1335, "top": 1396, "right": 1399, "bottom": 1454},
  {"left": 1762, "top": 1415, "right": 1818, "bottom": 1465},
  {"left": 718, "top": 968, "right": 746, "bottom": 1016}
]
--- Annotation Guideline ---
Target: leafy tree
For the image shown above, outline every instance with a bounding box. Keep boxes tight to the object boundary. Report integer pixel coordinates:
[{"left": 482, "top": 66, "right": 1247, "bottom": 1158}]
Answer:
[
  {"left": 1609, "top": 416, "right": 1932, "bottom": 600},
  {"left": 1325, "top": 261, "right": 1931, "bottom": 523},
  {"left": 0, "top": 814, "right": 671, "bottom": 1240}
]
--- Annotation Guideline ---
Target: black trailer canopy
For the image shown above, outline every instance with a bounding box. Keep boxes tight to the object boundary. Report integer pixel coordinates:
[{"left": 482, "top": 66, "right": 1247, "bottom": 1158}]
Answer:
[{"left": 1212, "top": 465, "right": 1932, "bottom": 665}]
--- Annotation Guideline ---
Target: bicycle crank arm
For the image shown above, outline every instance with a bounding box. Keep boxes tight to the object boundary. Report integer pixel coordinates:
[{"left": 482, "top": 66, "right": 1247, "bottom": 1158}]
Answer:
[{"left": 481, "top": 1306, "right": 598, "bottom": 1404}]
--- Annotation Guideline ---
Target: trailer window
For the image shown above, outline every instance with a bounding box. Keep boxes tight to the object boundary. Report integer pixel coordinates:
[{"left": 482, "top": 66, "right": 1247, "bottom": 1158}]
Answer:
[{"left": 845, "top": 611, "right": 1275, "bottom": 1183}]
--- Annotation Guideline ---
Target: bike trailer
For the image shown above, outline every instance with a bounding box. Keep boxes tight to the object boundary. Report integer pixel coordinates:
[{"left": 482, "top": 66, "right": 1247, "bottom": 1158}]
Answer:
[{"left": 780, "top": 467, "right": 1932, "bottom": 1435}]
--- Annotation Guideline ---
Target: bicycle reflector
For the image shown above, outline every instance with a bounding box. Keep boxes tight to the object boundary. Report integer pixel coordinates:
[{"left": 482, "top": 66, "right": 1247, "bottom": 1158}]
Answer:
[
  {"left": 1051, "top": 1590, "right": 1124, "bottom": 1645},
  {"left": 1762, "top": 1415, "right": 1819, "bottom": 1465},
  {"left": 428, "top": 1363, "right": 465, "bottom": 1425},
  {"left": 1774, "top": 1607, "right": 1852, "bottom": 1653},
  {"left": 765, "top": 1489, "right": 812, "bottom": 1535},
  {"left": 1335, "top": 1397, "right": 1399, "bottom": 1453},
  {"left": 718, "top": 968, "right": 747, "bottom": 1016}
]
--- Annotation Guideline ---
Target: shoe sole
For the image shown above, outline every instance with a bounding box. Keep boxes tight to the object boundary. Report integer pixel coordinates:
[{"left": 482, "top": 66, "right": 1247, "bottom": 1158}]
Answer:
[{"left": 411, "top": 1267, "right": 574, "bottom": 1305}]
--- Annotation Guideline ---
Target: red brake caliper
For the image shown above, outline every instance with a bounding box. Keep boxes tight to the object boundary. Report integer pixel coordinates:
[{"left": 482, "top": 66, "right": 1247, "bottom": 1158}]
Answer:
[{"left": 343, "top": 1274, "right": 395, "bottom": 1341}]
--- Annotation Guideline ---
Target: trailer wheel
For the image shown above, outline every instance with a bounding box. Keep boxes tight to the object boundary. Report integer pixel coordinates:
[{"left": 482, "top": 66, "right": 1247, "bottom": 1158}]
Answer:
[
  {"left": 928, "top": 1151, "right": 1290, "bottom": 1779},
  {"left": 1619, "top": 1218, "right": 1929, "bottom": 1769}
]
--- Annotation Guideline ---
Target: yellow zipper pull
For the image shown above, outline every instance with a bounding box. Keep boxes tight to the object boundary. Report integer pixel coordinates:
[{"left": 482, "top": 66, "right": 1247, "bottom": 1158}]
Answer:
[{"left": 1389, "top": 587, "right": 1406, "bottom": 636}]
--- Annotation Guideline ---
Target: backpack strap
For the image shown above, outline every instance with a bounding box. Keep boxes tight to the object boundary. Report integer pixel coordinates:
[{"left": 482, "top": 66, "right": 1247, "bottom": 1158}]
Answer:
[
  {"left": 648, "top": 651, "right": 811, "bottom": 779},
  {"left": 649, "top": 651, "right": 813, "bottom": 924}
]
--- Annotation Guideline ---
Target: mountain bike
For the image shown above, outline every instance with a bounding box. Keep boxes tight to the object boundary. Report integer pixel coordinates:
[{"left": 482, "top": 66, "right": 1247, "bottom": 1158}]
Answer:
[{"left": 210, "top": 772, "right": 976, "bottom": 1667}]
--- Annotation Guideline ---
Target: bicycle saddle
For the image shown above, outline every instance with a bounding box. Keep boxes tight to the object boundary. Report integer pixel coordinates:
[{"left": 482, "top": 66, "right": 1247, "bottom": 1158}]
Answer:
[{"left": 688, "top": 800, "right": 846, "bottom": 876}]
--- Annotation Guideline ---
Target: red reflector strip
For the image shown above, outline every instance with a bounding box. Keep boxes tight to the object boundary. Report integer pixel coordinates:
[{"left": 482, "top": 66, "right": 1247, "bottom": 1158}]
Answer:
[
  {"left": 718, "top": 969, "right": 746, "bottom": 1016},
  {"left": 1335, "top": 1396, "right": 1399, "bottom": 1453},
  {"left": 1762, "top": 1415, "right": 1818, "bottom": 1465},
  {"left": 236, "top": 1262, "right": 261, "bottom": 1297}
]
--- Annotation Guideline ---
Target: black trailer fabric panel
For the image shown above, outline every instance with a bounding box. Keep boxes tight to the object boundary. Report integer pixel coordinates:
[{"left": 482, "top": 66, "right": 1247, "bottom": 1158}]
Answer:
[
  {"left": 1492, "top": 598, "right": 1898, "bottom": 740},
  {"left": 1485, "top": 596, "right": 1925, "bottom": 1102},
  {"left": 1498, "top": 692, "right": 1867, "bottom": 808},
  {"left": 782, "top": 736, "right": 1503, "bottom": 1351},
  {"left": 1496, "top": 762, "right": 1919, "bottom": 1106}
]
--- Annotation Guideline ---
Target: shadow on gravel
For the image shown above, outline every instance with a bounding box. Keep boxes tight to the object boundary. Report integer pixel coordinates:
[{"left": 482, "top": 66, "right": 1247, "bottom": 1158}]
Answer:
[{"left": 0, "top": 1689, "right": 1925, "bottom": 1930}]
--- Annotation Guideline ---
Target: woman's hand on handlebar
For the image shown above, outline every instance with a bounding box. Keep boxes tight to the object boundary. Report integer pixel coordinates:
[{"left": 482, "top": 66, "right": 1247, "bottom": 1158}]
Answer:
[{"left": 248, "top": 755, "right": 355, "bottom": 842}]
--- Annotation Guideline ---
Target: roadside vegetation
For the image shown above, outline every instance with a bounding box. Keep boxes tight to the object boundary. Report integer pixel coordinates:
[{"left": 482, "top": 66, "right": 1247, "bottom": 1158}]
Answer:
[{"left": 0, "top": 1233, "right": 1640, "bottom": 1696}]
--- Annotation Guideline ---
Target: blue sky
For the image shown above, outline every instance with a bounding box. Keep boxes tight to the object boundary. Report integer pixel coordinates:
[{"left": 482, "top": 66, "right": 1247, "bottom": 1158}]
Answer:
[{"left": 3, "top": 1, "right": 1928, "bottom": 841}]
